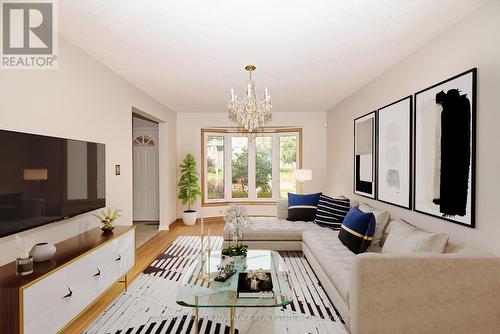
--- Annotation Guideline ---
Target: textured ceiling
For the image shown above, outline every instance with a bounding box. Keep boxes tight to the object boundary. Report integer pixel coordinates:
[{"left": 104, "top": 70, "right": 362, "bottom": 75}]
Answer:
[{"left": 59, "top": 0, "right": 486, "bottom": 113}]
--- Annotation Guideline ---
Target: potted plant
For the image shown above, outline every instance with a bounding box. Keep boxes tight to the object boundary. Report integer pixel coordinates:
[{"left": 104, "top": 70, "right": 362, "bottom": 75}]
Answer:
[
  {"left": 178, "top": 154, "right": 202, "bottom": 225},
  {"left": 221, "top": 206, "right": 249, "bottom": 259},
  {"left": 94, "top": 207, "right": 122, "bottom": 233}
]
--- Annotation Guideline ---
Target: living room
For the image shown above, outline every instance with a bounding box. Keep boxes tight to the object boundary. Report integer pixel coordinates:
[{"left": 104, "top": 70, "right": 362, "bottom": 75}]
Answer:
[{"left": 1, "top": 1, "right": 500, "bottom": 333}]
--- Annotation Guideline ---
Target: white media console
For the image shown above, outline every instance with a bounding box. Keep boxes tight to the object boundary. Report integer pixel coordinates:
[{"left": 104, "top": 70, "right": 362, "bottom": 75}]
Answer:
[{"left": 0, "top": 226, "right": 136, "bottom": 334}]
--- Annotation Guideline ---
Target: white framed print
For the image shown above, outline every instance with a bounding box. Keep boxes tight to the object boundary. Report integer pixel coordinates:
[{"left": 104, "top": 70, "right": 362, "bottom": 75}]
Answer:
[
  {"left": 354, "top": 111, "right": 376, "bottom": 198},
  {"left": 376, "top": 96, "right": 412, "bottom": 209}
]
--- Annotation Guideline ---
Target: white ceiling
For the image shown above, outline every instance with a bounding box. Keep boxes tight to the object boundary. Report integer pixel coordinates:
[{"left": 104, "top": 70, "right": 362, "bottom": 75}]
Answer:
[{"left": 59, "top": 0, "right": 485, "bottom": 113}]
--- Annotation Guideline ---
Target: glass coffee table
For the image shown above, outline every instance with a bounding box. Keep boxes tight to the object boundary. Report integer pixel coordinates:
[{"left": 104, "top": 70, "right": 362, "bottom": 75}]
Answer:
[{"left": 176, "top": 250, "right": 293, "bottom": 334}]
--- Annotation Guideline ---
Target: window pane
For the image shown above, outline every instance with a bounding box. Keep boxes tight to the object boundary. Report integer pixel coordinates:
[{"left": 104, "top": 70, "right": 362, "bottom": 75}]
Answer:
[
  {"left": 256, "top": 136, "right": 272, "bottom": 198},
  {"left": 280, "top": 135, "right": 297, "bottom": 198},
  {"left": 231, "top": 137, "right": 248, "bottom": 198},
  {"left": 206, "top": 136, "right": 224, "bottom": 199}
]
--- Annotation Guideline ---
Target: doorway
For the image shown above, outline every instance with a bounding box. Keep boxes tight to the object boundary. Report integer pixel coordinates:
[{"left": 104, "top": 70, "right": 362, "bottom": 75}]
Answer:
[{"left": 132, "top": 113, "right": 160, "bottom": 247}]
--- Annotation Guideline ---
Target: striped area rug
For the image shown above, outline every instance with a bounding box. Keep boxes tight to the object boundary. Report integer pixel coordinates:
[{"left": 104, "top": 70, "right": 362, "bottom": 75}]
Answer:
[{"left": 84, "top": 236, "right": 348, "bottom": 334}]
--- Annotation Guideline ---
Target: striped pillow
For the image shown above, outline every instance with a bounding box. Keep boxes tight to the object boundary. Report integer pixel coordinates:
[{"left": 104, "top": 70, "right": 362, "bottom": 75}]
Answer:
[{"left": 314, "top": 195, "right": 350, "bottom": 229}]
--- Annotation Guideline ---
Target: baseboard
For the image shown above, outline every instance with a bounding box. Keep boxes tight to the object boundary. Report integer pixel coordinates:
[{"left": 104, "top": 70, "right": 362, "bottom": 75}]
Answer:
[
  {"left": 172, "top": 216, "right": 225, "bottom": 226},
  {"left": 160, "top": 216, "right": 225, "bottom": 231}
]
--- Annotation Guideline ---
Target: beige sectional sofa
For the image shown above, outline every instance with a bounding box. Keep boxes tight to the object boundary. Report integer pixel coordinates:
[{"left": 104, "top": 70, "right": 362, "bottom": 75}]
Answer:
[{"left": 223, "top": 199, "right": 500, "bottom": 333}]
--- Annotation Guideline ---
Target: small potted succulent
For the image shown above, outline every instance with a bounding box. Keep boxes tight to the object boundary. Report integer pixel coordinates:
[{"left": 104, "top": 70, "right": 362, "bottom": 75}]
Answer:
[
  {"left": 178, "top": 154, "right": 202, "bottom": 225},
  {"left": 94, "top": 207, "right": 122, "bottom": 233},
  {"left": 221, "top": 206, "right": 249, "bottom": 259}
]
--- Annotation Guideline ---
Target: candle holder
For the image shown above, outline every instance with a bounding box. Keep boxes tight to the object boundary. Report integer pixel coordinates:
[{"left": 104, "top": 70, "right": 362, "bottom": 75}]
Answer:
[
  {"left": 16, "top": 257, "right": 34, "bottom": 276},
  {"left": 196, "top": 233, "right": 212, "bottom": 282},
  {"left": 206, "top": 248, "right": 212, "bottom": 282}
]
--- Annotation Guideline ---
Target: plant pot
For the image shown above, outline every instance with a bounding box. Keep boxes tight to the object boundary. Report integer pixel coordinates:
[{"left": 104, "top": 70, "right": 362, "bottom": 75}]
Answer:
[
  {"left": 231, "top": 255, "right": 247, "bottom": 262},
  {"left": 182, "top": 210, "right": 197, "bottom": 225},
  {"left": 100, "top": 224, "right": 115, "bottom": 233},
  {"left": 31, "top": 242, "right": 56, "bottom": 262},
  {"left": 222, "top": 253, "right": 246, "bottom": 262},
  {"left": 223, "top": 254, "right": 247, "bottom": 271}
]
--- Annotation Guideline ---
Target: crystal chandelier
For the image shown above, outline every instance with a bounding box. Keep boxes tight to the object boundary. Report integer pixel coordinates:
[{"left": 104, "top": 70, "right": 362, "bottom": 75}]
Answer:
[{"left": 228, "top": 65, "right": 272, "bottom": 132}]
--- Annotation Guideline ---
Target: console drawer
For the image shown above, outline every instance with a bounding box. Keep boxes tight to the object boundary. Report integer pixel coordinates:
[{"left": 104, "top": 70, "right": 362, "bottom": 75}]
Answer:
[
  {"left": 21, "top": 228, "right": 135, "bottom": 334},
  {"left": 23, "top": 265, "right": 71, "bottom": 324}
]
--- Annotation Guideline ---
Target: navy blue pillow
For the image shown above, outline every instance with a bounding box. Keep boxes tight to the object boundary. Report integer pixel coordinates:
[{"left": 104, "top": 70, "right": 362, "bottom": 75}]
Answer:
[
  {"left": 338, "top": 207, "right": 376, "bottom": 254},
  {"left": 287, "top": 192, "right": 322, "bottom": 221}
]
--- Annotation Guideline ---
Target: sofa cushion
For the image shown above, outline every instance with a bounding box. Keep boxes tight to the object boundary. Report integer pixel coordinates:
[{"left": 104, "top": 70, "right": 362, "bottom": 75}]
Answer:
[
  {"left": 338, "top": 208, "right": 376, "bottom": 254},
  {"left": 382, "top": 220, "right": 449, "bottom": 253},
  {"left": 314, "top": 194, "right": 350, "bottom": 229},
  {"left": 303, "top": 229, "right": 356, "bottom": 304},
  {"left": 358, "top": 203, "right": 391, "bottom": 246},
  {"left": 223, "top": 217, "right": 322, "bottom": 241},
  {"left": 287, "top": 192, "right": 321, "bottom": 221}
]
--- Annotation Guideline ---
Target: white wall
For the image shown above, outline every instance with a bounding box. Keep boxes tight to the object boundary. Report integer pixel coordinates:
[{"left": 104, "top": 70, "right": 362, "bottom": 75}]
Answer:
[
  {"left": 177, "top": 112, "right": 327, "bottom": 217},
  {"left": 326, "top": 0, "right": 500, "bottom": 255},
  {"left": 0, "top": 37, "right": 177, "bottom": 265}
]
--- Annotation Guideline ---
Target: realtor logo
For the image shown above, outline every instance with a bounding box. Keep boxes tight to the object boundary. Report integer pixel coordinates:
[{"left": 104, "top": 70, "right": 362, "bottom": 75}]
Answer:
[{"left": 1, "top": 0, "right": 58, "bottom": 69}]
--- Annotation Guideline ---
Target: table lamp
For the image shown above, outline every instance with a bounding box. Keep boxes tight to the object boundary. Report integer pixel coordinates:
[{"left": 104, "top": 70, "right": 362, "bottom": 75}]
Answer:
[
  {"left": 293, "top": 169, "right": 312, "bottom": 194},
  {"left": 23, "top": 169, "right": 48, "bottom": 181}
]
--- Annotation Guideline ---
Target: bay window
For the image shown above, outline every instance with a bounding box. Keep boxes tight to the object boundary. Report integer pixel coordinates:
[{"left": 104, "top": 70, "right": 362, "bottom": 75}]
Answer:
[{"left": 202, "top": 128, "right": 302, "bottom": 205}]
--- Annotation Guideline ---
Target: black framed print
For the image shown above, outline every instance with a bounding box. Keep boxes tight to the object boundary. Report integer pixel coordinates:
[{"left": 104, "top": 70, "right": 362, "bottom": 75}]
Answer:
[
  {"left": 377, "top": 96, "right": 412, "bottom": 209},
  {"left": 354, "top": 111, "right": 376, "bottom": 198},
  {"left": 414, "top": 68, "right": 476, "bottom": 228}
]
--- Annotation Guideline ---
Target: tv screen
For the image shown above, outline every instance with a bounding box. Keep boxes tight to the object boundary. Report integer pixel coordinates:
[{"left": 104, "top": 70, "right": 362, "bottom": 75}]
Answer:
[{"left": 0, "top": 130, "right": 105, "bottom": 238}]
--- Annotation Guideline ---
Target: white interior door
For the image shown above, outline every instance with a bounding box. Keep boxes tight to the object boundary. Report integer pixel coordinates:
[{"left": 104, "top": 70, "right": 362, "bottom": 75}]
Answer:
[{"left": 133, "top": 127, "right": 159, "bottom": 221}]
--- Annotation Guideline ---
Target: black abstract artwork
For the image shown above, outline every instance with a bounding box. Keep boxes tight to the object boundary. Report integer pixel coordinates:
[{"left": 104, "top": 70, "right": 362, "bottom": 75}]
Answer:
[
  {"left": 414, "top": 69, "right": 476, "bottom": 227},
  {"left": 354, "top": 112, "right": 376, "bottom": 198},
  {"left": 433, "top": 89, "right": 471, "bottom": 217}
]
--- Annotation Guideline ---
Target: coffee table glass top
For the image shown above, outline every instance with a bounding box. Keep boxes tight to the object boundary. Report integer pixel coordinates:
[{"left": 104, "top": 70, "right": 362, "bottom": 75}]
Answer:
[{"left": 176, "top": 250, "right": 293, "bottom": 308}]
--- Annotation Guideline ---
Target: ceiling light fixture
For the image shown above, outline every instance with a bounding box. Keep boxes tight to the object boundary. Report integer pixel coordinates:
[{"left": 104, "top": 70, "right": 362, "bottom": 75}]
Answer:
[{"left": 228, "top": 65, "right": 272, "bottom": 132}]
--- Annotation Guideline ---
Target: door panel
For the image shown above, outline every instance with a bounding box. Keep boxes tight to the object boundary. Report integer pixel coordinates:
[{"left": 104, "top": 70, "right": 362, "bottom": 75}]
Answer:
[{"left": 133, "top": 127, "right": 159, "bottom": 221}]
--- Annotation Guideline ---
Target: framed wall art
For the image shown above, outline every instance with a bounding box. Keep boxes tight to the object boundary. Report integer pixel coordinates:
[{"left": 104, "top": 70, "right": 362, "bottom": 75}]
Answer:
[
  {"left": 377, "top": 96, "right": 412, "bottom": 209},
  {"left": 354, "top": 112, "right": 376, "bottom": 198},
  {"left": 413, "top": 68, "right": 476, "bottom": 227}
]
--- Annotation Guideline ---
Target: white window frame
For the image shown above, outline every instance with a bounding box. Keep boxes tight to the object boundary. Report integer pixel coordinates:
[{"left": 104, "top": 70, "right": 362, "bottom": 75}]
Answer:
[{"left": 201, "top": 128, "right": 302, "bottom": 206}]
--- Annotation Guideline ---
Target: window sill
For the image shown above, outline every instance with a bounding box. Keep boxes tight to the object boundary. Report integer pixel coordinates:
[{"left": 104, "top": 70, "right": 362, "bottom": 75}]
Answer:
[{"left": 202, "top": 200, "right": 277, "bottom": 207}]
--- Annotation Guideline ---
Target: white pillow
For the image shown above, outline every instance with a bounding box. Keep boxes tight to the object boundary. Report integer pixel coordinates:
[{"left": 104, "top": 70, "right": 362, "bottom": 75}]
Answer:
[
  {"left": 358, "top": 204, "right": 390, "bottom": 246},
  {"left": 382, "top": 220, "right": 449, "bottom": 254}
]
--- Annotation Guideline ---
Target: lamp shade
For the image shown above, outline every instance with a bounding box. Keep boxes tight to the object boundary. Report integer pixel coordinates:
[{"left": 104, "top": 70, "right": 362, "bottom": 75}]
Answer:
[
  {"left": 293, "top": 169, "right": 312, "bottom": 181},
  {"left": 23, "top": 169, "right": 48, "bottom": 181}
]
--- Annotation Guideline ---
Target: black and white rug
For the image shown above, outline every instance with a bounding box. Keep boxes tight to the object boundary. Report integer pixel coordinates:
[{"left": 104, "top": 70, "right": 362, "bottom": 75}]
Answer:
[{"left": 84, "top": 236, "right": 348, "bottom": 334}]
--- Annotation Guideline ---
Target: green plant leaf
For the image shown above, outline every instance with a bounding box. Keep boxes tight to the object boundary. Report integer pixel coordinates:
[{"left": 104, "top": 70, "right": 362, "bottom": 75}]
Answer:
[{"left": 178, "top": 153, "right": 202, "bottom": 210}]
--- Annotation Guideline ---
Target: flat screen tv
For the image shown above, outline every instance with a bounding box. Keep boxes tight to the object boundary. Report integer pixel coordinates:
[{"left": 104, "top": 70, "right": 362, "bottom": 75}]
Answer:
[{"left": 0, "top": 129, "right": 105, "bottom": 238}]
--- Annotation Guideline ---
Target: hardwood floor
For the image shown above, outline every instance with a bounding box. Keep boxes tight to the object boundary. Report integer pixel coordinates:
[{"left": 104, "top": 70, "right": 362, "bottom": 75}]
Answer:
[
  {"left": 62, "top": 218, "right": 225, "bottom": 334},
  {"left": 133, "top": 221, "right": 160, "bottom": 247}
]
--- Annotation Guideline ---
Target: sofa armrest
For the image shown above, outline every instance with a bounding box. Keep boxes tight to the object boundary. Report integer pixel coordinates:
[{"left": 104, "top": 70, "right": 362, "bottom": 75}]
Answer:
[
  {"left": 276, "top": 199, "right": 288, "bottom": 220},
  {"left": 350, "top": 253, "right": 500, "bottom": 334}
]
